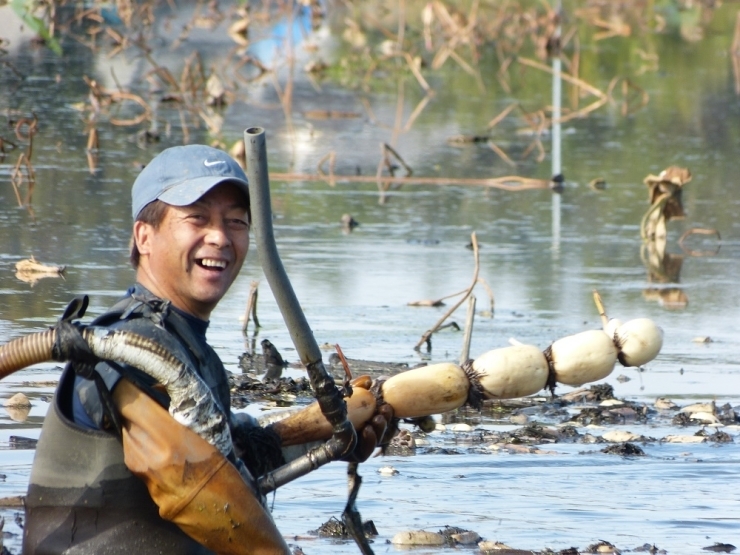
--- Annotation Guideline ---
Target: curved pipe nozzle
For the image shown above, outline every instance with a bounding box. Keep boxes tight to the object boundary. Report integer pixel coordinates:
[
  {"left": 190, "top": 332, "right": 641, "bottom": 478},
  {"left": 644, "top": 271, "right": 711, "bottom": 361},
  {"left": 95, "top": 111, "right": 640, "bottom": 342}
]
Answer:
[{"left": 244, "top": 127, "right": 356, "bottom": 492}]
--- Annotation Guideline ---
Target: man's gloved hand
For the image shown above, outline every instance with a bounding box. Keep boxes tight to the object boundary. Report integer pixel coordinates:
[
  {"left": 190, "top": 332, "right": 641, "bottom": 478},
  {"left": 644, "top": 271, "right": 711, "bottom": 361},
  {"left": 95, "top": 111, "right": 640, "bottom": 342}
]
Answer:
[
  {"left": 230, "top": 412, "right": 286, "bottom": 478},
  {"left": 343, "top": 375, "right": 397, "bottom": 462}
]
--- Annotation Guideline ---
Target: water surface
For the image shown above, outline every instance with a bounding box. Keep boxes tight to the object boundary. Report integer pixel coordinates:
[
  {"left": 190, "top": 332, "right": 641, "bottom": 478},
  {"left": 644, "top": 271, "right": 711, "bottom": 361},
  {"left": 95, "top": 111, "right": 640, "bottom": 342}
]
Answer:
[{"left": 1, "top": 2, "right": 739, "bottom": 553}]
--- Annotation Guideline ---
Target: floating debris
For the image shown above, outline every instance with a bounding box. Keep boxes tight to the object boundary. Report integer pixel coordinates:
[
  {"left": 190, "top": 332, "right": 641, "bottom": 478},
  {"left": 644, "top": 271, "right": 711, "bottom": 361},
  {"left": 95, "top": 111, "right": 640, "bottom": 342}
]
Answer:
[
  {"left": 678, "top": 227, "right": 721, "bottom": 257},
  {"left": 478, "top": 540, "right": 538, "bottom": 553},
  {"left": 681, "top": 402, "right": 716, "bottom": 415},
  {"left": 438, "top": 525, "right": 480, "bottom": 545},
  {"left": 654, "top": 397, "right": 678, "bottom": 410},
  {"left": 447, "top": 134, "right": 490, "bottom": 144},
  {"left": 589, "top": 177, "right": 607, "bottom": 191},
  {"left": 570, "top": 403, "right": 646, "bottom": 427},
  {"left": 385, "top": 429, "right": 416, "bottom": 456},
  {"left": 261, "top": 339, "right": 288, "bottom": 383},
  {"left": 633, "top": 543, "right": 664, "bottom": 553},
  {"left": 377, "top": 465, "right": 399, "bottom": 476},
  {"left": 717, "top": 403, "right": 739, "bottom": 424},
  {"left": 671, "top": 412, "right": 693, "bottom": 427},
  {"left": 696, "top": 429, "right": 733, "bottom": 444},
  {"left": 663, "top": 435, "right": 706, "bottom": 444},
  {"left": 14, "top": 257, "right": 65, "bottom": 285},
  {"left": 4, "top": 392, "right": 31, "bottom": 408},
  {"left": 391, "top": 530, "right": 445, "bottom": 546},
  {"left": 8, "top": 436, "right": 38, "bottom": 449},
  {"left": 340, "top": 213, "right": 359, "bottom": 232},
  {"left": 0, "top": 496, "right": 24, "bottom": 508},
  {"left": 641, "top": 166, "right": 690, "bottom": 240},
  {"left": 4, "top": 392, "right": 32, "bottom": 422},
  {"left": 602, "top": 430, "right": 645, "bottom": 443},
  {"left": 560, "top": 384, "right": 616, "bottom": 403},
  {"left": 689, "top": 412, "right": 722, "bottom": 426},
  {"left": 644, "top": 166, "right": 691, "bottom": 218},
  {"left": 702, "top": 543, "right": 736, "bottom": 553},
  {"left": 586, "top": 540, "right": 621, "bottom": 554},
  {"left": 205, "top": 73, "right": 228, "bottom": 106},
  {"left": 601, "top": 442, "right": 645, "bottom": 456},
  {"left": 510, "top": 413, "right": 529, "bottom": 425},
  {"left": 311, "top": 516, "right": 377, "bottom": 539},
  {"left": 227, "top": 10, "right": 250, "bottom": 47}
]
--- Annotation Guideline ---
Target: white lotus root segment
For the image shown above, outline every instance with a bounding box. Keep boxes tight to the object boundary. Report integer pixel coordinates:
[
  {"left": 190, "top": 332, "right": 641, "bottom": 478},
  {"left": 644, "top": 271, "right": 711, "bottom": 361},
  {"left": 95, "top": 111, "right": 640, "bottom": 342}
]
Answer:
[
  {"left": 548, "top": 329, "right": 618, "bottom": 386},
  {"left": 472, "top": 344, "right": 549, "bottom": 399},
  {"left": 592, "top": 291, "right": 664, "bottom": 369},
  {"left": 604, "top": 318, "right": 622, "bottom": 339},
  {"left": 381, "top": 362, "right": 469, "bottom": 418},
  {"left": 614, "top": 318, "right": 664, "bottom": 367}
]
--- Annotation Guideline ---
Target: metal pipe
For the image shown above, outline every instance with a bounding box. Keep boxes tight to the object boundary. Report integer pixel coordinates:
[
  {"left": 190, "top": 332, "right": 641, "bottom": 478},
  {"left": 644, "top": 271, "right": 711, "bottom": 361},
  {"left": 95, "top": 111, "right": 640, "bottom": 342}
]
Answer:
[{"left": 243, "top": 127, "right": 356, "bottom": 494}]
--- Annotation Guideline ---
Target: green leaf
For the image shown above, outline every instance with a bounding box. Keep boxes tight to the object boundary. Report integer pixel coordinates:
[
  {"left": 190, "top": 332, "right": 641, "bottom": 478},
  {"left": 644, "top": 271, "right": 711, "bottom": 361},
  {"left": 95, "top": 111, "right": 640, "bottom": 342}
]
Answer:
[{"left": 10, "top": 0, "right": 62, "bottom": 55}]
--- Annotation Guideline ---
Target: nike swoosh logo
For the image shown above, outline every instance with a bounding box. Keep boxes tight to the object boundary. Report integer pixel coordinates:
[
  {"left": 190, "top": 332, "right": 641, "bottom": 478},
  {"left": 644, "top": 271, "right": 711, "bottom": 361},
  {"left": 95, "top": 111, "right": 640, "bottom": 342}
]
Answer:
[{"left": 204, "top": 160, "right": 226, "bottom": 167}]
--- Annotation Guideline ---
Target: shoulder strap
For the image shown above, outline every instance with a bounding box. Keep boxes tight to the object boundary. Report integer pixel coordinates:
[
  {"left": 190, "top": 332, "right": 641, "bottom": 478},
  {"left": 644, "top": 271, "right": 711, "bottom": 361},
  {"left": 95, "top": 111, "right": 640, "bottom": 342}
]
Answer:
[
  {"left": 85, "top": 287, "right": 229, "bottom": 414},
  {"left": 93, "top": 290, "right": 210, "bottom": 373}
]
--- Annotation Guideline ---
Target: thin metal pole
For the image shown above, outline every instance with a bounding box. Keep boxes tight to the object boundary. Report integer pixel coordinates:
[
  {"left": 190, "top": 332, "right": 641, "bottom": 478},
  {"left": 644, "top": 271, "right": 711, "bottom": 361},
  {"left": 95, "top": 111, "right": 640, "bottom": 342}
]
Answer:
[{"left": 551, "top": 0, "right": 562, "bottom": 255}]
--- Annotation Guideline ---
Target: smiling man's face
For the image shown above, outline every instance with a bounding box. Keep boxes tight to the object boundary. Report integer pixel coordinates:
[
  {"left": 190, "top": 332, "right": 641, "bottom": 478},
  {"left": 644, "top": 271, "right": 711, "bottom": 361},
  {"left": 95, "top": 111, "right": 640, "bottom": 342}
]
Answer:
[{"left": 133, "top": 182, "right": 250, "bottom": 320}]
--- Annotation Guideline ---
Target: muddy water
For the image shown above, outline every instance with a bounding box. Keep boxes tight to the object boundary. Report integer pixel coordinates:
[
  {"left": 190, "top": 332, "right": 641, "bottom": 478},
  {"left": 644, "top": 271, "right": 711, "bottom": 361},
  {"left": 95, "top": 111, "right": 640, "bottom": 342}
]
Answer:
[{"left": 1, "top": 1, "right": 740, "bottom": 553}]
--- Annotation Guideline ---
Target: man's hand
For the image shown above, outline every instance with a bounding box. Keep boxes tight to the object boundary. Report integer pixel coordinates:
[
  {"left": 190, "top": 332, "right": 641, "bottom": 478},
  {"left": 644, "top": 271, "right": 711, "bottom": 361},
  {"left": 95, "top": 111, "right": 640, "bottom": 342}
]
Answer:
[
  {"left": 343, "top": 375, "right": 397, "bottom": 462},
  {"left": 267, "top": 374, "right": 398, "bottom": 461}
]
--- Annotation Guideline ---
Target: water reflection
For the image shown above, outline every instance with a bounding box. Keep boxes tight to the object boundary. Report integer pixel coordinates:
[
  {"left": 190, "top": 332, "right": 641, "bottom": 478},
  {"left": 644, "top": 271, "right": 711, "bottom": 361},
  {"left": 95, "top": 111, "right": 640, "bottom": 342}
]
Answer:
[{"left": 641, "top": 236, "right": 688, "bottom": 310}]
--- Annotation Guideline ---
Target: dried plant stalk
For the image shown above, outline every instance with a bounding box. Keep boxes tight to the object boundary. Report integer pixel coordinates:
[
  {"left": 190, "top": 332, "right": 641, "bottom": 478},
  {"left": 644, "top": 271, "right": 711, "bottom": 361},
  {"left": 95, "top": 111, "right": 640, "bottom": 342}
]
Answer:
[
  {"left": 414, "top": 232, "right": 480, "bottom": 351},
  {"left": 241, "top": 280, "right": 260, "bottom": 334}
]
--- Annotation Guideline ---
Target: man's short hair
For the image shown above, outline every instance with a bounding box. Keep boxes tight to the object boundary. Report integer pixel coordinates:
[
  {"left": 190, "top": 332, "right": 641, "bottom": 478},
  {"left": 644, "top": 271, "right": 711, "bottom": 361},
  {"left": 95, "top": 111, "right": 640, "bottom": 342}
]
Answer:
[{"left": 129, "top": 200, "right": 168, "bottom": 269}]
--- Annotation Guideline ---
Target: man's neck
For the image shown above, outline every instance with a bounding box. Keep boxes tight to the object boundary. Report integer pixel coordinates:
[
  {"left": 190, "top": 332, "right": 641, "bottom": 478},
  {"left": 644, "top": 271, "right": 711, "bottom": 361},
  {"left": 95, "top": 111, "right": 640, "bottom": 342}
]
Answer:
[{"left": 134, "top": 268, "right": 212, "bottom": 322}]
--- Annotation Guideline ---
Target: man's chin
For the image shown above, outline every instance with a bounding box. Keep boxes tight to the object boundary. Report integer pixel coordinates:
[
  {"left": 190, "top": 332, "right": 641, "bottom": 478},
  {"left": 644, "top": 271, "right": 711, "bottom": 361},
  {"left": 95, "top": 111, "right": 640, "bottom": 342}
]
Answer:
[{"left": 194, "top": 284, "right": 232, "bottom": 307}]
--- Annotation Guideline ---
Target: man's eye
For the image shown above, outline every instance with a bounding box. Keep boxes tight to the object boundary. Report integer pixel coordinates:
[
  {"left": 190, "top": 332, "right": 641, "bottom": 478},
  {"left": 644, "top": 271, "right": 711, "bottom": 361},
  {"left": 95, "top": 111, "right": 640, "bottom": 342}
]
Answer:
[{"left": 228, "top": 218, "right": 249, "bottom": 229}]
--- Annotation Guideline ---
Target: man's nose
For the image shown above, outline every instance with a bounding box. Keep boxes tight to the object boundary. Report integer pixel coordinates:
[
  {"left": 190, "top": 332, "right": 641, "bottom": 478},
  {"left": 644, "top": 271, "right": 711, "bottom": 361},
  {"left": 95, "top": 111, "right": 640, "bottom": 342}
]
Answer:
[{"left": 204, "top": 219, "right": 232, "bottom": 247}]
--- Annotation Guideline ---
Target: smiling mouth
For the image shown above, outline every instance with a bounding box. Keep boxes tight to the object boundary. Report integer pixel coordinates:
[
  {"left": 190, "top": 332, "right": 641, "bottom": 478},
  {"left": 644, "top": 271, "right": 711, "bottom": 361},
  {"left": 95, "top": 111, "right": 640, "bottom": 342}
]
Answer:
[{"left": 197, "top": 258, "right": 227, "bottom": 270}]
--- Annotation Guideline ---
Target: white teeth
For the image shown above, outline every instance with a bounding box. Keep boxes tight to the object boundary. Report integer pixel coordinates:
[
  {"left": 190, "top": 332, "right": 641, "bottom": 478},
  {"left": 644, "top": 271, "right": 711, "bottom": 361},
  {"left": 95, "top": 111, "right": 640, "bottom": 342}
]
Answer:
[{"left": 200, "top": 258, "right": 227, "bottom": 269}]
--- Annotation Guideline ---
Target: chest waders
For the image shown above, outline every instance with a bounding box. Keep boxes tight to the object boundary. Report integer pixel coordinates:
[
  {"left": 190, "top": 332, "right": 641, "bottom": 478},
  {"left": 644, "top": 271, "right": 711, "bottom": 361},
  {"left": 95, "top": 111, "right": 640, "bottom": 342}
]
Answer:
[{"left": 23, "top": 291, "right": 226, "bottom": 555}]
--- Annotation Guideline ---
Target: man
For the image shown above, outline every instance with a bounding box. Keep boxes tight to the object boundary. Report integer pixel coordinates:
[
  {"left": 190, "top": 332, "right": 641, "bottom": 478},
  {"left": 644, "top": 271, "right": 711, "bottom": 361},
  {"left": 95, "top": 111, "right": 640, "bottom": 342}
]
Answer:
[{"left": 23, "top": 145, "right": 390, "bottom": 554}]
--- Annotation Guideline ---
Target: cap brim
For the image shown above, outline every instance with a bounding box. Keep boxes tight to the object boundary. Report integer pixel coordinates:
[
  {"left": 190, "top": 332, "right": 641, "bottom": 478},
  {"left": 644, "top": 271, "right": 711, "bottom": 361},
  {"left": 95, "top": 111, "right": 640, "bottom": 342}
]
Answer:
[{"left": 157, "top": 176, "right": 250, "bottom": 207}]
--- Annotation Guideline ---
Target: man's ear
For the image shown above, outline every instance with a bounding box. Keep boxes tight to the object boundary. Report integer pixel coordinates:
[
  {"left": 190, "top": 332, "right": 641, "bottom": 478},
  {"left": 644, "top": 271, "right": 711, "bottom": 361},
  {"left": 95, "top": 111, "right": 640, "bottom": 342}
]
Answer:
[{"left": 133, "top": 220, "right": 154, "bottom": 257}]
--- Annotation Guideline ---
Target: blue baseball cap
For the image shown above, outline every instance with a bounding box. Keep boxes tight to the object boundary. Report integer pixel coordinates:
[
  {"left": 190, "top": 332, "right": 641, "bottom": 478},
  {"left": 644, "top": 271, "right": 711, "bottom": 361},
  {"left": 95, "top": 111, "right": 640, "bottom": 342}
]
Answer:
[{"left": 131, "top": 144, "right": 249, "bottom": 221}]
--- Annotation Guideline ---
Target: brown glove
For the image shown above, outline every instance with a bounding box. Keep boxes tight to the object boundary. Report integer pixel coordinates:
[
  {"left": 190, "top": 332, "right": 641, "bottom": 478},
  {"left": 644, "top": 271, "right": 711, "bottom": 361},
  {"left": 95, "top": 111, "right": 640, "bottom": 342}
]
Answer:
[{"left": 113, "top": 379, "right": 290, "bottom": 555}]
